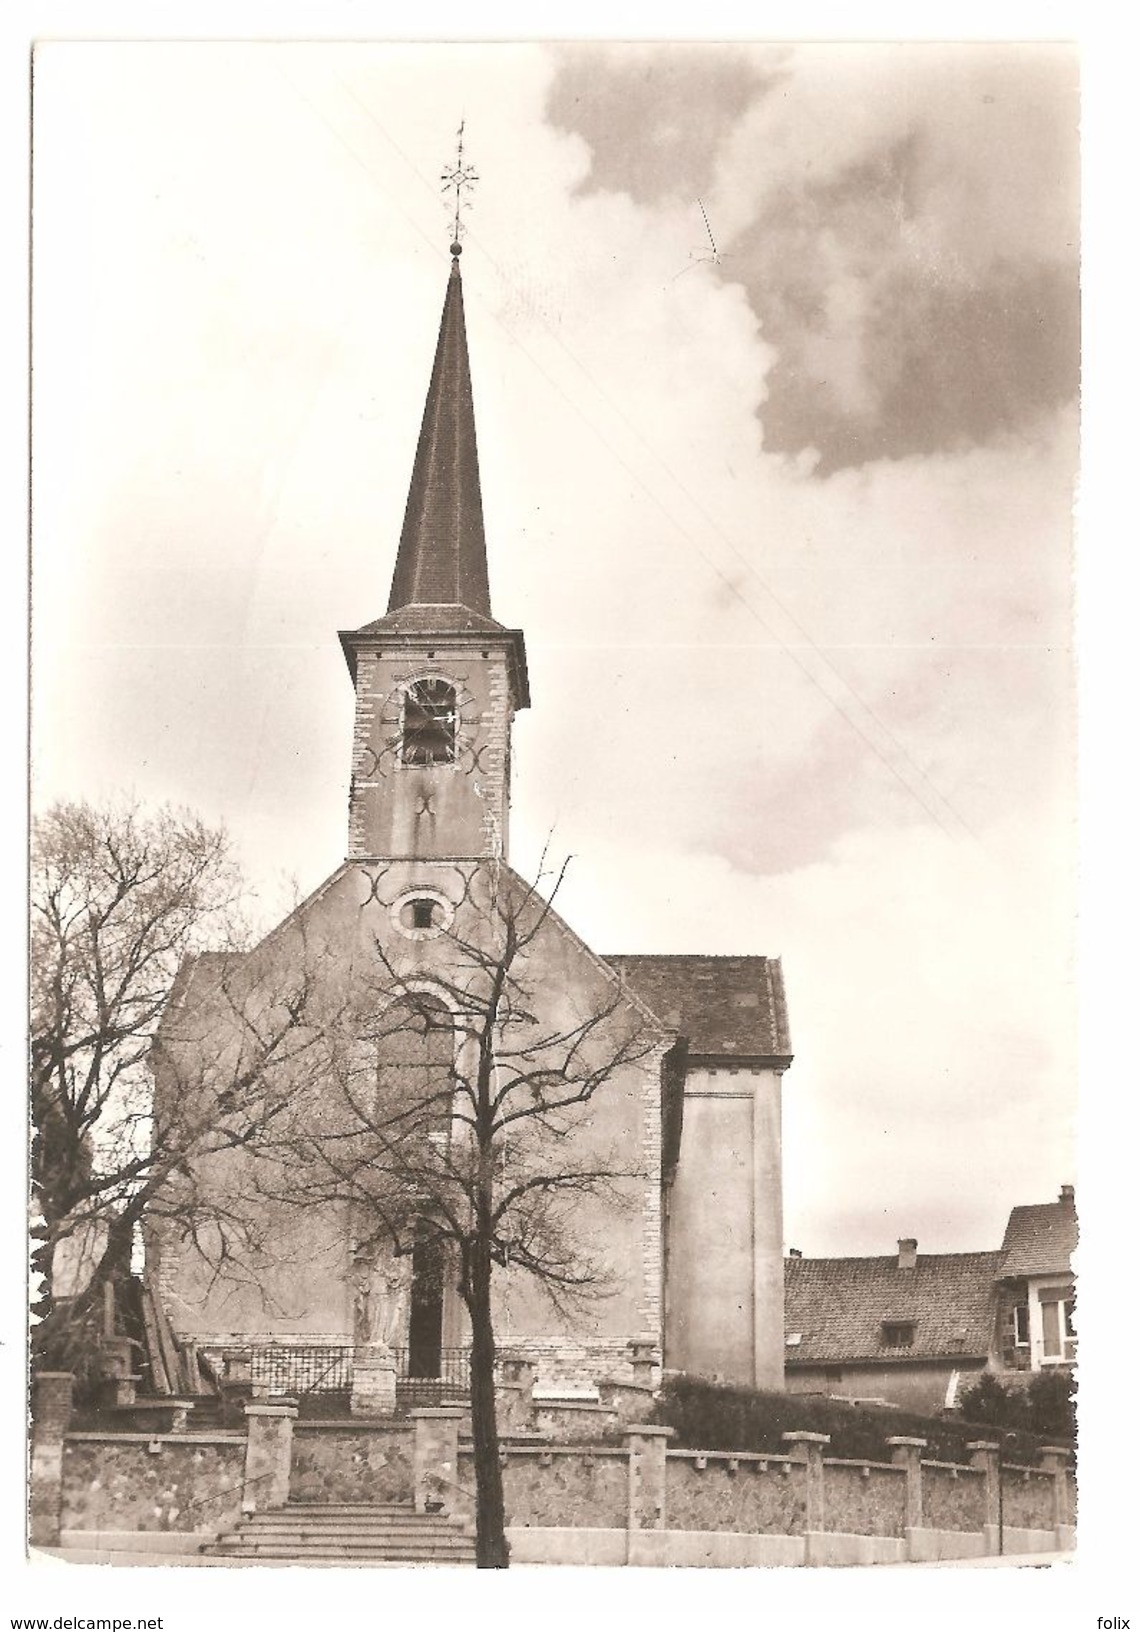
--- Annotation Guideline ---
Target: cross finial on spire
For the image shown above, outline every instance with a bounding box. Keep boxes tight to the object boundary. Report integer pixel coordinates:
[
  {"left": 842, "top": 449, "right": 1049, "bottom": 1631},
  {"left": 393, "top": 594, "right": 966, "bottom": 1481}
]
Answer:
[{"left": 440, "top": 120, "right": 478, "bottom": 257}]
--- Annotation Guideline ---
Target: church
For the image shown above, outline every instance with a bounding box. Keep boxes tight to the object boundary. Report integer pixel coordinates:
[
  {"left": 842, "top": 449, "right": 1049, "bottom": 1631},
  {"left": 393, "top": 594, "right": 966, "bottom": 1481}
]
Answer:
[{"left": 149, "top": 243, "right": 793, "bottom": 1401}]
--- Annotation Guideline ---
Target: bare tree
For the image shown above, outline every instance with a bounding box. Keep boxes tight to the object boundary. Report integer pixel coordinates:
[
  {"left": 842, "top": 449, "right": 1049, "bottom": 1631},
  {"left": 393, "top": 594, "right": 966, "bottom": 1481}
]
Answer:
[
  {"left": 29, "top": 800, "right": 328, "bottom": 1385},
  {"left": 253, "top": 859, "right": 665, "bottom": 1568}
]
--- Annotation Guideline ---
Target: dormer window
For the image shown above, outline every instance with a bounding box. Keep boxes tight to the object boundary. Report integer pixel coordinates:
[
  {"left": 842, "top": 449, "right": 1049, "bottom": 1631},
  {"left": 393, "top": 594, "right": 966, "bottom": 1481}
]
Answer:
[
  {"left": 881, "top": 1321, "right": 916, "bottom": 1348},
  {"left": 402, "top": 679, "right": 456, "bottom": 766}
]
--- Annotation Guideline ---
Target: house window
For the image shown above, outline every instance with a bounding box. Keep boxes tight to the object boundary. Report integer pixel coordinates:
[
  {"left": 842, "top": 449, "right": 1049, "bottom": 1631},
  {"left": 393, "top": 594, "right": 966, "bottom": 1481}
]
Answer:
[
  {"left": 1013, "top": 1303, "right": 1030, "bottom": 1347},
  {"left": 881, "top": 1321, "right": 916, "bottom": 1348},
  {"left": 410, "top": 899, "right": 435, "bottom": 930},
  {"left": 1040, "top": 1289, "right": 1076, "bottom": 1363},
  {"left": 402, "top": 679, "right": 456, "bottom": 766}
]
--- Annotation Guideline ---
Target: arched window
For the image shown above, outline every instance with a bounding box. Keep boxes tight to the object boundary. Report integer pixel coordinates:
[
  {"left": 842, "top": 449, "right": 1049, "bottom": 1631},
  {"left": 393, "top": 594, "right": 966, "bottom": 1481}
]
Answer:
[
  {"left": 402, "top": 679, "right": 457, "bottom": 766},
  {"left": 375, "top": 994, "right": 455, "bottom": 1143}
]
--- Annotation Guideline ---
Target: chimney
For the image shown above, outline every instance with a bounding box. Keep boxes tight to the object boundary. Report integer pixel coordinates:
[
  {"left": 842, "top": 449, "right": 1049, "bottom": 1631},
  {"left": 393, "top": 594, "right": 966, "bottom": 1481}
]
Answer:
[
  {"left": 788, "top": 1248, "right": 802, "bottom": 1259},
  {"left": 897, "top": 1238, "right": 918, "bottom": 1270},
  {"left": 1059, "top": 1184, "right": 1075, "bottom": 1206}
]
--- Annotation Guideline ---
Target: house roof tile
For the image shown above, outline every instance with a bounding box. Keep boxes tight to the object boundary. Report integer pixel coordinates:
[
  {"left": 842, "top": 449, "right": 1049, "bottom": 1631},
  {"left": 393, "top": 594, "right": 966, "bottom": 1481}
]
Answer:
[
  {"left": 783, "top": 1251, "right": 1002, "bottom": 1364},
  {"left": 998, "top": 1200, "right": 1078, "bottom": 1280}
]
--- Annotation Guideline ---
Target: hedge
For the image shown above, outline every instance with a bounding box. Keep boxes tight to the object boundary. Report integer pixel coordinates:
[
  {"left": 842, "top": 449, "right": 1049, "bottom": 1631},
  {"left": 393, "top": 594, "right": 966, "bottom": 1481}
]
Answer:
[{"left": 653, "top": 1374, "right": 1067, "bottom": 1465}]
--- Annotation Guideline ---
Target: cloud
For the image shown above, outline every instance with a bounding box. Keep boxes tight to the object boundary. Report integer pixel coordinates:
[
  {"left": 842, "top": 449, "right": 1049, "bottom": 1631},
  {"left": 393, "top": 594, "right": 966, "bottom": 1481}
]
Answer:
[
  {"left": 546, "top": 42, "right": 1080, "bottom": 470},
  {"left": 544, "top": 43, "right": 772, "bottom": 208}
]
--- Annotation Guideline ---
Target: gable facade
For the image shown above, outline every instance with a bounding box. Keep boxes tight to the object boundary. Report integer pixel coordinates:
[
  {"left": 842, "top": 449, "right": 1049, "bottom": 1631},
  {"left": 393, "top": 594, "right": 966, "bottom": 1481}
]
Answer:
[
  {"left": 993, "top": 1188, "right": 1077, "bottom": 1372},
  {"left": 149, "top": 248, "right": 792, "bottom": 1397}
]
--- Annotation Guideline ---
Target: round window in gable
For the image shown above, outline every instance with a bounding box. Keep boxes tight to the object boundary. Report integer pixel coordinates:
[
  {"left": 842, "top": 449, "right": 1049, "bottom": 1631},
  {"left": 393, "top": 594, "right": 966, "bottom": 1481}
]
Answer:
[{"left": 390, "top": 889, "right": 454, "bottom": 940}]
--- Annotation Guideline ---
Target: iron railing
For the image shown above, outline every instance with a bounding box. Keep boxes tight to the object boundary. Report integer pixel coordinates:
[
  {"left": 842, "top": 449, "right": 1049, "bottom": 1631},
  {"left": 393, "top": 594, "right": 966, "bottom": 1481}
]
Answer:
[
  {"left": 394, "top": 1346, "right": 471, "bottom": 1406},
  {"left": 247, "top": 1344, "right": 355, "bottom": 1398},
  {"left": 226, "top": 1343, "right": 471, "bottom": 1409}
]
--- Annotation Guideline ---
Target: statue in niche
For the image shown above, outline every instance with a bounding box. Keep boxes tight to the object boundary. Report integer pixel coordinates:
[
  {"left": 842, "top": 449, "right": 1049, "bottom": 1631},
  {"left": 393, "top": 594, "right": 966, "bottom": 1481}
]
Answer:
[{"left": 351, "top": 1242, "right": 412, "bottom": 1351}]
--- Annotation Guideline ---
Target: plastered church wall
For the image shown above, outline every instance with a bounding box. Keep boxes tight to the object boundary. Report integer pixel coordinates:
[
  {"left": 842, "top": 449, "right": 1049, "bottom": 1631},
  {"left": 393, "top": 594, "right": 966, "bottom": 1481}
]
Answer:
[
  {"left": 666, "top": 1064, "right": 785, "bottom": 1388},
  {"left": 152, "top": 858, "right": 668, "bottom": 1376}
]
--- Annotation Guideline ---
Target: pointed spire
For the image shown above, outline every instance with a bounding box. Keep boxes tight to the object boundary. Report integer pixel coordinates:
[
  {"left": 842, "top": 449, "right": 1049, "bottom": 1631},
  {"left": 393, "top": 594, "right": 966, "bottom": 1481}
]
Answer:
[{"left": 386, "top": 250, "right": 492, "bottom": 616}]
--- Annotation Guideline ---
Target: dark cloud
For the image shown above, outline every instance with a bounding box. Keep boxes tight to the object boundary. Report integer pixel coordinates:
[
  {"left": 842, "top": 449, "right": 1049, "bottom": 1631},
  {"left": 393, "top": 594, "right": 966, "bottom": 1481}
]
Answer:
[
  {"left": 731, "top": 148, "right": 1079, "bottom": 472},
  {"left": 546, "top": 45, "right": 1079, "bottom": 472},
  {"left": 545, "top": 43, "right": 776, "bottom": 205}
]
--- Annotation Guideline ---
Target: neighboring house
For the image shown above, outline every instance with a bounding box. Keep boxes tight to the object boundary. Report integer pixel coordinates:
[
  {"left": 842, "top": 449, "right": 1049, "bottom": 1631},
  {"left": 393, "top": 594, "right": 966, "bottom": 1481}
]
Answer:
[
  {"left": 783, "top": 1239, "right": 1001, "bottom": 1414},
  {"left": 993, "top": 1186, "right": 1077, "bottom": 1372},
  {"left": 146, "top": 249, "right": 793, "bottom": 1396},
  {"left": 784, "top": 1188, "right": 1077, "bottom": 1411}
]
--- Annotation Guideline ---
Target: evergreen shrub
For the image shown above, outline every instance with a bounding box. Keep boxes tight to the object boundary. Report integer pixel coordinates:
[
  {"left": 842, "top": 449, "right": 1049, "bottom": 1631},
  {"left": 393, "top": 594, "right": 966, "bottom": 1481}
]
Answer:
[{"left": 654, "top": 1374, "right": 1062, "bottom": 1464}]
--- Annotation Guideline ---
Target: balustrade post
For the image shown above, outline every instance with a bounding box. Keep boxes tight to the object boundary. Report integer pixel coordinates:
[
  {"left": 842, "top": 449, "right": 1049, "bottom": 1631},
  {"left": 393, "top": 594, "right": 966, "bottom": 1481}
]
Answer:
[
  {"left": 243, "top": 1401, "right": 297, "bottom": 1514},
  {"left": 626, "top": 1425, "right": 674, "bottom": 1532},
  {"left": 967, "top": 1441, "right": 1001, "bottom": 1554},
  {"left": 30, "top": 1372, "right": 74, "bottom": 1548},
  {"left": 782, "top": 1431, "right": 830, "bottom": 1537},
  {"left": 498, "top": 1354, "right": 536, "bottom": 1433},
  {"left": 887, "top": 1435, "right": 928, "bottom": 1533},
  {"left": 411, "top": 1407, "right": 465, "bottom": 1515},
  {"left": 1040, "top": 1445, "right": 1075, "bottom": 1543}
]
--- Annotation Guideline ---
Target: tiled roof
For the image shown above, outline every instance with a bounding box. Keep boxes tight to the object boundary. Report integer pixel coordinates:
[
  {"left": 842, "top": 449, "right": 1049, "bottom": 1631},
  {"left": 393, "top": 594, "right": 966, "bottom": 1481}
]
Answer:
[
  {"left": 783, "top": 1251, "right": 1002, "bottom": 1364},
  {"left": 603, "top": 955, "right": 791, "bottom": 1062},
  {"left": 387, "top": 257, "right": 492, "bottom": 616},
  {"left": 998, "top": 1200, "right": 1078, "bottom": 1280}
]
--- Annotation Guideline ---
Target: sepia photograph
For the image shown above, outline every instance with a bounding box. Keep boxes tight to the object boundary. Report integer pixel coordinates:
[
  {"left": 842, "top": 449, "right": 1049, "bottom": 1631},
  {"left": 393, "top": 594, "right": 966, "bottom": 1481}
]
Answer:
[{"left": 26, "top": 34, "right": 1086, "bottom": 1599}]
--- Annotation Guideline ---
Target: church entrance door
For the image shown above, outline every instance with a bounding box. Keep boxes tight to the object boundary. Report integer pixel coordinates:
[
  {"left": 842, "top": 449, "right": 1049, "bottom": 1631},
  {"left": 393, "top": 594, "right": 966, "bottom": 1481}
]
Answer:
[{"left": 407, "top": 1232, "right": 445, "bottom": 1377}]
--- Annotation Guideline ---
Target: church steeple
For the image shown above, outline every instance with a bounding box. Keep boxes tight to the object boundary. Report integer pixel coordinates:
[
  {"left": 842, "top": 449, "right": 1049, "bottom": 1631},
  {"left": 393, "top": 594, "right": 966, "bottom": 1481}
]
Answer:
[
  {"left": 387, "top": 253, "right": 492, "bottom": 617},
  {"left": 339, "top": 246, "right": 528, "bottom": 865}
]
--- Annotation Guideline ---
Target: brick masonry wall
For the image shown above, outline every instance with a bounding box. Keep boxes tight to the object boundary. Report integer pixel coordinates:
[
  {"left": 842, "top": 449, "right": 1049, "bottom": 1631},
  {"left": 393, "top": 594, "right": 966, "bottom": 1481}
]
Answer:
[
  {"left": 822, "top": 1461, "right": 907, "bottom": 1537},
  {"left": 61, "top": 1436, "right": 246, "bottom": 1534},
  {"left": 532, "top": 1401, "right": 620, "bottom": 1441},
  {"left": 496, "top": 1336, "right": 653, "bottom": 1391},
  {"left": 994, "top": 1284, "right": 1033, "bottom": 1371},
  {"left": 666, "top": 1453, "right": 804, "bottom": 1535},
  {"left": 290, "top": 1424, "right": 414, "bottom": 1504},
  {"left": 30, "top": 1374, "right": 75, "bottom": 1546},
  {"left": 1001, "top": 1466, "right": 1057, "bottom": 1531},
  {"left": 639, "top": 1043, "right": 665, "bottom": 1340},
  {"left": 347, "top": 651, "right": 379, "bottom": 860},
  {"left": 922, "top": 1463, "right": 987, "bottom": 1532}
]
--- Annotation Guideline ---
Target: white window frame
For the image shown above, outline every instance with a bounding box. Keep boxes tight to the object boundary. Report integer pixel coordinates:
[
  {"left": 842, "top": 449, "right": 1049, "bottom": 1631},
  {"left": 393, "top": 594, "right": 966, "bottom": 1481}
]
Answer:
[{"left": 1025, "top": 1278, "right": 1076, "bottom": 1369}]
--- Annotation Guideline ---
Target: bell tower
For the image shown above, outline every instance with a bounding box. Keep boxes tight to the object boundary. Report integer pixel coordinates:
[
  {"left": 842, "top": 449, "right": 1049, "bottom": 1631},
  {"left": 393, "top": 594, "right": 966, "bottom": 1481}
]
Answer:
[{"left": 339, "top": 248, "right": 529, "bottom": 862}]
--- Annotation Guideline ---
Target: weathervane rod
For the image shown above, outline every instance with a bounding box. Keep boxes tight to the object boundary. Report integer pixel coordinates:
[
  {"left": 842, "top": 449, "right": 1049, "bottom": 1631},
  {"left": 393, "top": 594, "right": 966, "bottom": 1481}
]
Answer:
[{"left": 440, "top": 119, "right": 479, "bottom": 256}]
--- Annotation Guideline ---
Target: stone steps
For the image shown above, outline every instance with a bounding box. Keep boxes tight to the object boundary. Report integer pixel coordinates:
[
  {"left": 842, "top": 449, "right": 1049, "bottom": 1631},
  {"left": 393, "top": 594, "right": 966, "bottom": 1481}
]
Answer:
[{"left": 202, "top": 1502, "right": 476, "bottom": 1565}]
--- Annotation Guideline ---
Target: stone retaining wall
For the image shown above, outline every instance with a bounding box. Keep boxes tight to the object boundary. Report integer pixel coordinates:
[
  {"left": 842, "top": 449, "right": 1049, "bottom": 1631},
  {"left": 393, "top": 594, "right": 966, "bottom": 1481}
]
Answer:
[
  {"left": 920, "top": 1463, "right": 986, "bottom": 1532},
  {"left": 821, "top": 1460, "right": 906, "bottom": 1537},
  {"left": 458, "top": 1446, "right": 629, "bottom": 1530},
  {"left": 61, "top": 1435, "right": 246, "bottom": 1535},
  {"left": 665, "top": 1452, "right": 804, "bottom": 1534},
  {"left": 290, "top": 1422, "right": 413, "bottom": 1504},
  {"left": 1001, "top": 1465, "right": 1058, "bottom": 1531}
]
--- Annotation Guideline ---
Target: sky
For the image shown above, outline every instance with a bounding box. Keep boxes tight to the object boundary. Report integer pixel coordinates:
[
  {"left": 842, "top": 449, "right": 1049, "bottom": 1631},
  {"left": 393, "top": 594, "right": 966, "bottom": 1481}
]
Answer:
[{"left": 31, "top": 40, "right": 1080, "bottom": 1261}]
